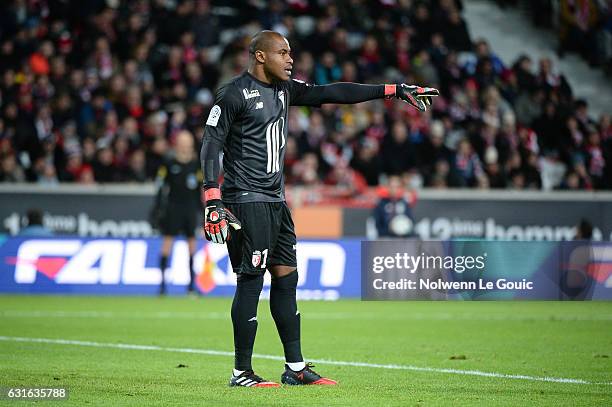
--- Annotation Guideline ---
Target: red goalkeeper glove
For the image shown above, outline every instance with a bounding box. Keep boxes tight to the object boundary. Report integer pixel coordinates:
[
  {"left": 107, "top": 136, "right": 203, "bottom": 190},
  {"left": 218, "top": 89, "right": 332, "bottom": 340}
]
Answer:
[
  {"left": 202, "top": 188, "right": 242, "bottom": 244},
  {"left": 386, "top": 84, "right": 440, "bottom": 112}
]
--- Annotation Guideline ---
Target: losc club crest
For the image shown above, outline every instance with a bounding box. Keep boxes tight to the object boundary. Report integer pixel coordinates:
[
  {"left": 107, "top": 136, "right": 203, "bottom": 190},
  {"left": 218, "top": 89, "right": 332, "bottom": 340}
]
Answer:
[{"left": 252, "top": 250, "right": 262, "bottom": 267}]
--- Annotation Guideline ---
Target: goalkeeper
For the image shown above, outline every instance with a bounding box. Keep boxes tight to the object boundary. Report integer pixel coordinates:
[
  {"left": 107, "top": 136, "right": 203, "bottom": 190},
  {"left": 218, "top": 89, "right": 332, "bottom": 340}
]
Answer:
[{"left": 200, "top": 30, "right": 438, "bottom": 387}]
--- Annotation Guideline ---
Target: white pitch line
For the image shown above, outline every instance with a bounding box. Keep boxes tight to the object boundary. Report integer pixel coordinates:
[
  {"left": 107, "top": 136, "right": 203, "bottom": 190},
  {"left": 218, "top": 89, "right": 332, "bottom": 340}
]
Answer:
[
  {"left": 0, "top": 310, "right": 226, "bottom": 320},
  {"left": 0, "top": 336, "right": 610, "bottom": 386},
  {"left": 2, "top": 310, "right": 612, "bottom": 322}
]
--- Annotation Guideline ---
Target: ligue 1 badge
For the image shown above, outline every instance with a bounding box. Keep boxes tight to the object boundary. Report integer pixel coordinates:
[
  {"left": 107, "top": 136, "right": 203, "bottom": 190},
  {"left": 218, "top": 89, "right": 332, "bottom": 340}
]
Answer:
[{"left": 252, "top": 250, "right": 262, "bottom": 267}]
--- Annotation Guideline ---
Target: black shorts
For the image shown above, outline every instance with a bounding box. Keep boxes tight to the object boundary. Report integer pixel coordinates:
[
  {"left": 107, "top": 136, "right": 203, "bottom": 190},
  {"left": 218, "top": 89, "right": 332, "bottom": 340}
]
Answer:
[
  {"left": 225, "top": 201, "right": 297, "bottom": 274},
  {"left": 160, "top": 203, "right": 198, "bottom": 237}
]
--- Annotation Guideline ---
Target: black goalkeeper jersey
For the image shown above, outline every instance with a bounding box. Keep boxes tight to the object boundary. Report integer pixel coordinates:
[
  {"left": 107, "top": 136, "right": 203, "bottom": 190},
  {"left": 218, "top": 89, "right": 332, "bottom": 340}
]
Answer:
[{"left": 202, "top": 72, "right": 386, "bottom": 203}]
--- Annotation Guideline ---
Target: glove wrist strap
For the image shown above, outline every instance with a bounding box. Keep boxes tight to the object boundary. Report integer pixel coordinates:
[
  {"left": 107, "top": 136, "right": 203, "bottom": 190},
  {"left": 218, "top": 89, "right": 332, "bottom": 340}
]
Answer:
[
  {"left": 384, "top": 84, "right": 396, "bottom": 98},
  {"left": 202, "top": 187, "right": 221, "bottom": 203}
]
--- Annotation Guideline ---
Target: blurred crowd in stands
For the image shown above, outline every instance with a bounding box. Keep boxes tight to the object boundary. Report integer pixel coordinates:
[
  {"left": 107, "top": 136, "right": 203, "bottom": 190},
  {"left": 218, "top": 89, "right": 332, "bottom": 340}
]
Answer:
[
  {"left": 0, "top": 0, "right": 610, "bottom": 192},
  {"left": 509, "top": 0, "right": 612, "bottom": 72}
]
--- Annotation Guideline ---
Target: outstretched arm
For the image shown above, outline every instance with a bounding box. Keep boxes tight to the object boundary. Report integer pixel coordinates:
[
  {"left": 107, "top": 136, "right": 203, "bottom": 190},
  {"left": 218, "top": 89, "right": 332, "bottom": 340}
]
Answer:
[
  {"left": 289, "top": 79, "right": 439, "bottom": 111},
  {"left": 297, "top": 82, "right": 388, "bottom": 104}
]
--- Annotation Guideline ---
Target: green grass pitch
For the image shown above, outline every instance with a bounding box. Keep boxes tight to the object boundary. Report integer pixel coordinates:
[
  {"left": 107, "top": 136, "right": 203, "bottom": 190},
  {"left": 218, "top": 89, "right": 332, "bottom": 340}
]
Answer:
[{"left": 0, "top": 296, "right": 610, "bottom": 406}]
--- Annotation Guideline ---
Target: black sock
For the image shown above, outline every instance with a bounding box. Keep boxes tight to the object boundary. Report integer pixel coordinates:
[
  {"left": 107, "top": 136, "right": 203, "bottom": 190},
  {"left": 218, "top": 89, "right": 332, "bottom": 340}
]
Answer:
[
  {"left": 231, "top": 273, "right": 264, "bottom": 371},
  {"left": 188, "top": 255, "right": 194, "bottom": 291},
  {"left": 270, "top": 270, "right": 303, "bottom": 363},
  {"left": 159, "top": 256, "right": 168, "bottom": 293}
]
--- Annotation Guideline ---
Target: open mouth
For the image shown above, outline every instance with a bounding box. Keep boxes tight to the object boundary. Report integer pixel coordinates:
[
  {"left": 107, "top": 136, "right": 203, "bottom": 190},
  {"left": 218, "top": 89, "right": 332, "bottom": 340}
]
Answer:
[{"left": 284, "top": 68, "right": 292, "bottom": 76}]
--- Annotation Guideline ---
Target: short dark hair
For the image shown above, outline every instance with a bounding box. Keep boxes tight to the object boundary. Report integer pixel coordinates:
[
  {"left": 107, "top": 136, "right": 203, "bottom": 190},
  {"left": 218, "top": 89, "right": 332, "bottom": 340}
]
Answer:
[
  {"left": 574, "top": 99, "right": 588, "bottom": 109},
  {"left": 249, "top": 30, "right": 283, "bottom": 55}
]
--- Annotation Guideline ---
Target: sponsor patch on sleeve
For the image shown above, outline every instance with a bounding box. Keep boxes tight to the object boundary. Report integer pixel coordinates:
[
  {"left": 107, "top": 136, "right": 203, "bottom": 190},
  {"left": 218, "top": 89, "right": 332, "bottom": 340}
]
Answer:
[{"left": 206, "top": 105, "right": 221, "bottom": 127}]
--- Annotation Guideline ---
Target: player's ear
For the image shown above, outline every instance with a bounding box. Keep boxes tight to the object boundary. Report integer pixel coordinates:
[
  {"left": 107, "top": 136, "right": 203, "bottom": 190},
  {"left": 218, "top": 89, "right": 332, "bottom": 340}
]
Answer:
[{"left": 255, "top": 50, "right": 266, "bottom": 64}]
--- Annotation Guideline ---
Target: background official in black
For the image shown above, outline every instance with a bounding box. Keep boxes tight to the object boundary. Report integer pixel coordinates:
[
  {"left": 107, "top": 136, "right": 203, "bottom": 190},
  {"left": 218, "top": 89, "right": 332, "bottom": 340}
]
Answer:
[{"left": 153, "top": 130, "right": 202, "bottom": 295}]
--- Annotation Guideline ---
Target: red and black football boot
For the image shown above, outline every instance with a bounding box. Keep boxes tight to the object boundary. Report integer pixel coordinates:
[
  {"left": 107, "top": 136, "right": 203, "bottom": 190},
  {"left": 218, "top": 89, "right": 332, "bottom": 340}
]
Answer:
[
  {"left": 229, "top": 370, "right": 280, "bottom": 388},
  {"left": 280, "top": 363, "right": 337, "bottom": 385}
]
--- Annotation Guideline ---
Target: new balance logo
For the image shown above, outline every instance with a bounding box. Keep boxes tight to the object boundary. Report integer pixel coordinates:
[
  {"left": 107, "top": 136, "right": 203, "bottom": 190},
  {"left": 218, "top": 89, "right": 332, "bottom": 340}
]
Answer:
[
  {"left": 266, "top": 118, "right": 285, "bottom": 173},
  {"left": 248, "top": 316, "right": 257, "bottom": 322},
  {"left": 243, "top": 88, "right": 260, "bottom": 99},
  {"left": 255, "top": 101, "right": 263, "bottom": 109}
]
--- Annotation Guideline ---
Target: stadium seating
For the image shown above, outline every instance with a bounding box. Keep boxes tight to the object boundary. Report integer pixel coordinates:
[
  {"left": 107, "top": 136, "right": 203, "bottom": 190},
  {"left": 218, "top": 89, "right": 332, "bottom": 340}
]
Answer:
[{"left": 0, "top": 0, "right": 610, "bottom": 190}]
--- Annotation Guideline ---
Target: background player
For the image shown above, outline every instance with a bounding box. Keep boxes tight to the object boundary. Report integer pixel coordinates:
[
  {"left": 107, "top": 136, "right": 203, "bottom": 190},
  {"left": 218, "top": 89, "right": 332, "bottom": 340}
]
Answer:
[
  {"left": 153, "top": 130, "right": 202, "bottom": 295},
  {"left": 201, "top": 30, "right": 438, "bottom": 387}
]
